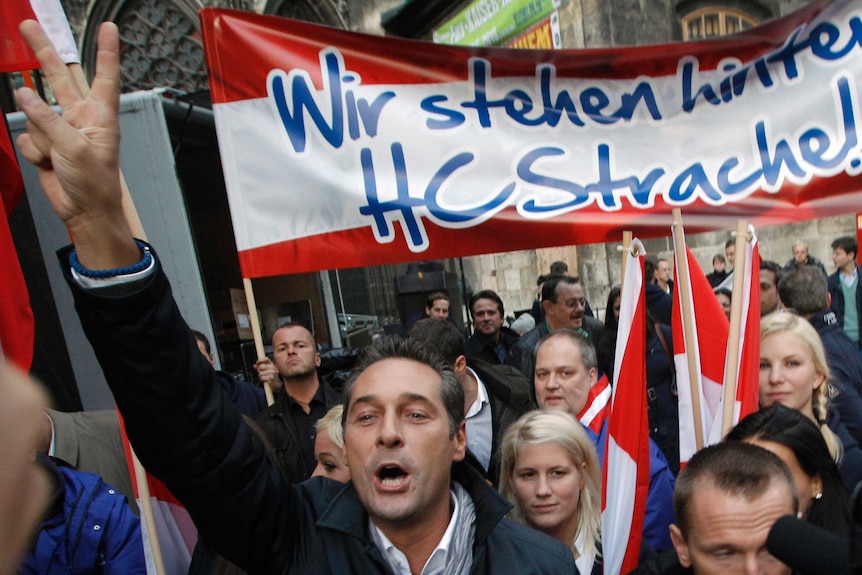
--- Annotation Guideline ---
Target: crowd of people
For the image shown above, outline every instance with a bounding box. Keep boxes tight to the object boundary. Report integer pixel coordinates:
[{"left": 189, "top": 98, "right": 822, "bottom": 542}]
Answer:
[{"left": 5, "top": 18, "right": 862, "bottom": 575}]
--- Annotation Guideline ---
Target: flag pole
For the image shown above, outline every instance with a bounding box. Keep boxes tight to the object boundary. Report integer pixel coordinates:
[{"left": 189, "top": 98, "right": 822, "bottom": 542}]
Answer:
[
  {"left": 621, "top": 231, "right": 633, "bottom": 286},
  {"left": 672, "top": 209, "right": 705, "bottom": 451},
  {"left": 722, "top": 219, "right": 749, "bottom": 436},
  {"left": 65, "top": 62, "right": 168, "bottom": 575},
  {"left": 242, "top": 277, "right": 274, "bottom": 405}
]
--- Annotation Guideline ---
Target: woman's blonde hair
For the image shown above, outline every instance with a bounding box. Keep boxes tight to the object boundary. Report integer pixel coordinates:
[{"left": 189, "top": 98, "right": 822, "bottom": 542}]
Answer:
[
  {"left": 315, "top": 405, "right": 344, "bottom": 449},
  {"left": 760, "top": 313, "right": 842, "bottom": 464},
  {"left": 499, "top": 410, "right": 602, "bottom": 559}
]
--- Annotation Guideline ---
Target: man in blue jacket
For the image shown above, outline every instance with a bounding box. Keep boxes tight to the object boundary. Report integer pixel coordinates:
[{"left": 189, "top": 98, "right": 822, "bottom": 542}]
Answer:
[
  {"left": 533, "top": 329, "right": 677, "bottom": 552},
  {"left": 15, "top": 20, "right": 575, "bottom": 575}
]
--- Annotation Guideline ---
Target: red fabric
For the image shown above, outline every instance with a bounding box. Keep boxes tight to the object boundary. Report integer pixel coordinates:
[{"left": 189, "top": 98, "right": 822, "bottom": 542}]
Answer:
[
  {"left": 576, "top": 373, "right": 611, "bottom": 434},
  {"left": 732, "top": 237, "right": 761, "bottom": 421},
  {"left": 0, "top": 0, "right": 38, "bottom": 73},
  {"left": 602, "top": 249, "right": 650, "bottom": 574},
  {"left": 0, "top": 116, "right": 34, "bottom": 371}
]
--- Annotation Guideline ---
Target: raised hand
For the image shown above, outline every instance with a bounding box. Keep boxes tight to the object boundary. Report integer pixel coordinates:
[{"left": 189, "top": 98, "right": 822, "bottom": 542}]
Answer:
[{"left": 15, "top": 20, "right": 139, "bottom": 270}]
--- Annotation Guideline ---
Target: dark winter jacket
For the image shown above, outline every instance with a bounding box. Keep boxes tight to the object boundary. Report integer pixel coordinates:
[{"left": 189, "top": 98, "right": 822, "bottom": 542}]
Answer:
[
  {"left": 465, "top": 326, "right": 521, "bottom": 365},
  {"left": 467, "top": 358, "right": 536, "bottom": 484},
  {"left": 827, "top": 266, "right": 862, "bottom": 349}
]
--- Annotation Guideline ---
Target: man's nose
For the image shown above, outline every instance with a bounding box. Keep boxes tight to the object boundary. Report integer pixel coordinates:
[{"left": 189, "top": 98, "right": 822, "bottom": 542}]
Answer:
[{"left": 376, "top": 412, "right": 403, "bottom": 447}]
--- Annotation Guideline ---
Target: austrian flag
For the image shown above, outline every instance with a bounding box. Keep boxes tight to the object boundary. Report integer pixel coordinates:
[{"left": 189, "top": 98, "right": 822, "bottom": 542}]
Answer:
[{"left": 602, "top": 239, "right": 650, "bottom": 575}]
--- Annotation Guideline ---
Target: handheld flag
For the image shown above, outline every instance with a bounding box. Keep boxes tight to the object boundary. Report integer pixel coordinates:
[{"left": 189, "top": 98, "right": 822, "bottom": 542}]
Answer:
[{"left": 602, "top": 238, "right": 650, "bottom": 575}]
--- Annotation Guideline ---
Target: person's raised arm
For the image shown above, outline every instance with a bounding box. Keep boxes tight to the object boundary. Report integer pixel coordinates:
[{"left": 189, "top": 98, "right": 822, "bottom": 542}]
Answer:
[{"left": 15, "top": 20, "right": 139, "bottom": 270}]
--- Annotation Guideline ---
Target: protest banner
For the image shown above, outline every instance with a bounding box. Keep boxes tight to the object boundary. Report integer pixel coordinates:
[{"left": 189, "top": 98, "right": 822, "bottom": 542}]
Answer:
[{"left": 201, "top": 0, "right": 860, "bottom": 278}]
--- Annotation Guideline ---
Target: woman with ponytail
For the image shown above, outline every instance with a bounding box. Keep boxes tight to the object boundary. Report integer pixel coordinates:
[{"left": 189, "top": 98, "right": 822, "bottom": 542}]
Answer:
[{"left": 759, "top": 313, "right": 862, "bottom": 491}]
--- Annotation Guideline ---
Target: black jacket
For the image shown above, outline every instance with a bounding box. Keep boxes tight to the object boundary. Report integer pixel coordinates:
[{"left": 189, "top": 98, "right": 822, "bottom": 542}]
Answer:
[
  {"left": 828, "top": 266, "right": 862, "bottom": 349},
  {"left": 255, "top": 379, "right": 340, "bottom": 482},
  {"left": 465, "top": 326, "right": 521, "bottom": 365},
  {"left": 61, "top": 246, "right": 575, "bottom": 575},
  {"left": 807, "top": 309, "right": 862, "bottom": 447},
  {"left": 467, "top": 358, "right": 536, "bottom": 484}
]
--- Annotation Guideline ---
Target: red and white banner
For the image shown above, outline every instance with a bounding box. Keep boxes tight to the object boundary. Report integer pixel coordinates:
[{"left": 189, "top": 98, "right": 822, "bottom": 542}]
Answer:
[
  {"left": 602, "top": 239, "right": 649, "bottom": 575},
  {"left": 201, "top": 0, "right": 862, "bottom": 277},
  {"left": 672, "top": 227, "right": 729, "bottom": 465}
]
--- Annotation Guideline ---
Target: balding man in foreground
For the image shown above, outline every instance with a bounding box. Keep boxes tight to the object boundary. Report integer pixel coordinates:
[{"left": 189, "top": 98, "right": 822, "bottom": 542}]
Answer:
[{"left": 668, "top": 442, "right": 796, "bottom": 575}]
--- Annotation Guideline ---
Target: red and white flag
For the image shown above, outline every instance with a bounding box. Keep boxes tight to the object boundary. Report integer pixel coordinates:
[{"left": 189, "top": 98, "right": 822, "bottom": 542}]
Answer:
[
  {"left": 577, "top": 373, "right": 611, "bottom": 434},
  {"left": 602, "top": 239, "right": 650, "bottom": 575},
  {"left": 0, "top": 0, "right": 79, "bottom": 73},
  {"left": 0, "top": 115, "right": 34, "bottom": 371},
  {"left": 709, "top": 226, "right": 760, "bottom": 444},
  {"left": 672, "top": 223, "right": 729, "bottom": 466}
]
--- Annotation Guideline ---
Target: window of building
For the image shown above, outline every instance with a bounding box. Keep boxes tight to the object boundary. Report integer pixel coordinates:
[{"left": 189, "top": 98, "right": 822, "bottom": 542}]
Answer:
[{"left": 683, "top": 7, "right": 758, "bottom": 40}]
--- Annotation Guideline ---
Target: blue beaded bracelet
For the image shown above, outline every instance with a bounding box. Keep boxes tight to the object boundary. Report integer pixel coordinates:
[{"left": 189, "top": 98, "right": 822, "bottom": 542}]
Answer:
[{"left": 69, "top": 240, "right": 152, "bottom": 279}]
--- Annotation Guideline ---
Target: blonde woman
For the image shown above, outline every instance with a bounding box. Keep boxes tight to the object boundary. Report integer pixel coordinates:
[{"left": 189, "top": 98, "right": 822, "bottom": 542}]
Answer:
[
  {"left": 311, "top": 405, "right": 350, "bottom": 483},
  {"left": 500, "top": 410, "right": 603, "bottom": 574},
  {"left": 759, "top": 313, "right": 862, "bottom": 490}
]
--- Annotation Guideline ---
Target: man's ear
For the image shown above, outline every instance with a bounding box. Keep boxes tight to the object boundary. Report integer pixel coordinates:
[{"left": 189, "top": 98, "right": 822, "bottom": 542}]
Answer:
[
  {"left": 669, "top": 525, "right": 692, "bottom": 568},
  {"left": 452, "top": 421, "right": 467, "bottom": 462},
  {"left": 315, "top": 352, "right": 321, "bottom": 368},
  {"left": 454, "top": 355, "right": 467, "bottom": 376}
]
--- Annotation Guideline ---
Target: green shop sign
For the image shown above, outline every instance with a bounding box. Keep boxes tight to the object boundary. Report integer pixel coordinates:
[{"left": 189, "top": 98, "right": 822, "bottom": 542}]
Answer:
[{"left": 433, "top": 0, "right": 567, "bottom": 47}]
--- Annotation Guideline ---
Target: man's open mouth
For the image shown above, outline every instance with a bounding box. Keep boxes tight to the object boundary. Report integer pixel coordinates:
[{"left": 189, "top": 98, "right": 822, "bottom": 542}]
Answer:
[{"left": 378, "top": 465, "right": 408, "bottom": 487}]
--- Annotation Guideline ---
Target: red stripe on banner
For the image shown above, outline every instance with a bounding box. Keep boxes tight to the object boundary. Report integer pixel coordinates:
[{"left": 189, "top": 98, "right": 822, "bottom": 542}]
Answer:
[
  {"left": 200, "top": 0, "right": 831, "bottom": 104},
  {"left": 234, "top": 173, "right": 862, "bottom": 277},
  {"left": 0, "top": 1, "right": 39, "bottom": 73}
]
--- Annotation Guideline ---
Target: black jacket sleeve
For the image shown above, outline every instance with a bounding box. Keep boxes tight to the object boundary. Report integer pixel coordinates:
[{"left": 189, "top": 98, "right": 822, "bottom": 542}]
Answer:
[{"left": 59, "top": 245, "right": 296, "bottom": 575}]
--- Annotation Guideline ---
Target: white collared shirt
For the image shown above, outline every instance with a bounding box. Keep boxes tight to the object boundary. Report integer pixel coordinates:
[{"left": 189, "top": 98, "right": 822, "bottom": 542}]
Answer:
[
  {"left": 369, "top": 490, "right": 459, "bottom": 575},
  {"left": 840, "top": 268, "right": 858, "bottom": 288},
  {"left": 464, "top": 367, "right": 492, "bottom": 472}
]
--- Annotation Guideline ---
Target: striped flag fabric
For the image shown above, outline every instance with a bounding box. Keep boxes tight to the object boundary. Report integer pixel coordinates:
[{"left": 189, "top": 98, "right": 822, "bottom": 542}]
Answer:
[
  {"left": 602, "top": 238, "right": 650, "bottom": 575},
  {"left": 708, "top": 226, "right": 760, "bottom": 444},
  {"left": 577, "top": 373, "right": 611, "bottom": 434},
  {"left": 0, "top": 0, "right": 79, "bottom": 72},
  {"left": 672, "top": 224, "right": 729, "bottom": 466}
]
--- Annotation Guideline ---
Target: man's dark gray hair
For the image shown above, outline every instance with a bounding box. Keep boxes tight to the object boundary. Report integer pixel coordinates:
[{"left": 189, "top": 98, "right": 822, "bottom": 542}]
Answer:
[
  {"left": 673, "top": 442, "right": 797, "bottom": 538},
  {"left": 341, "top": 336, "right": 465, "bottom": 437},
  {"left": 777, "top": 265, "right": 829, "bottom": 316},
  {"left": 550, "top": 261, "right": 569, "bottom": 275},
  {"left": 535, "top": 329, "right": 598, "bottom": 371},
  {"left": 541, "top": 275, "right": 580, "bottom": 302},
  {"left": 407, "top": 318, "right": 465, "bottom": 366}
]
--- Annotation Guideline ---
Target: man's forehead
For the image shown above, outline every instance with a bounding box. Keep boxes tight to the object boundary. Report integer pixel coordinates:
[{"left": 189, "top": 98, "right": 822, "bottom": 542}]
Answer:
[
  {"left": 556, "top": 282, "right": 583, "bottom": 297},
  {"left": 274, "top": 325, "right": 313, "bottom": 342},
  {"left": 351, "top": 358, "right": 442, "bottom": 395},
  {"left": 537, "top": 337, "right": 584, "bottom": 365}
]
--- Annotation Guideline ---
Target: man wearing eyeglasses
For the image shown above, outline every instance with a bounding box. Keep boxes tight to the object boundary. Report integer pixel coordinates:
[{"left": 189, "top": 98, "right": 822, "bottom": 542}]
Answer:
[{"left": 506, "top": 276, "right": 603, "bottom": 383}]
